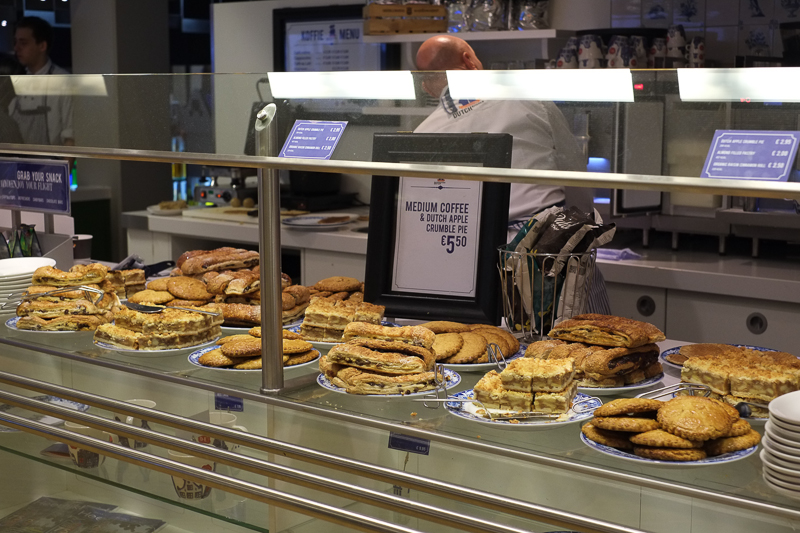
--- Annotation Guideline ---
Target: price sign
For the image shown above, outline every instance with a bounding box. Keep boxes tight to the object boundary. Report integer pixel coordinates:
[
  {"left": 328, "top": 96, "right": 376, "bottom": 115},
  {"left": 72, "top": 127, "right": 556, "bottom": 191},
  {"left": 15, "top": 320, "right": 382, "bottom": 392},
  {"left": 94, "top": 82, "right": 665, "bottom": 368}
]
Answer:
[
  {"left": 0, "top": 158, "right": 70, "bottom": 214},
  {"left": 391, "top": 176, "right": 482, "bottom": 297},
  {"left": 701, "top": 130, "right": 800, "bottom": 181},
  {"left": 279, "top": 120, "right": 348, "bottom": 160},
  {"left": 388, "top": 432, "right": 430, "bottom": 455},
  {"left": 214, "top": 393, "right": 243, "bottom": 412}
]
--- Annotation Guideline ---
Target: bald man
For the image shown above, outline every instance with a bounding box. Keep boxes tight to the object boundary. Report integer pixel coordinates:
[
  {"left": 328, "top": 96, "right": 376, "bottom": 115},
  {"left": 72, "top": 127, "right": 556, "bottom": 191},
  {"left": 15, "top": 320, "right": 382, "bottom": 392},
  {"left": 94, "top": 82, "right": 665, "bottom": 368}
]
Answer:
[
  {"left": 414, "top": 35, "right": 588, "bottom": 229},
  {"left": 414, "top": 36, "right": 610, "bottom": 314}
]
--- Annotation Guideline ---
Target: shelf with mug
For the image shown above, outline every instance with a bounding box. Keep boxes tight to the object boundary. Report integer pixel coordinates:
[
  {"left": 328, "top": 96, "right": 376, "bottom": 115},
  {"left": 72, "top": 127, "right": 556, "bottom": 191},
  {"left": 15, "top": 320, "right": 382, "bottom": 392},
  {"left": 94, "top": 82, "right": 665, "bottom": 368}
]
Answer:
[{"left": 361, "top": 28, "right": 572, "bottom": 44}]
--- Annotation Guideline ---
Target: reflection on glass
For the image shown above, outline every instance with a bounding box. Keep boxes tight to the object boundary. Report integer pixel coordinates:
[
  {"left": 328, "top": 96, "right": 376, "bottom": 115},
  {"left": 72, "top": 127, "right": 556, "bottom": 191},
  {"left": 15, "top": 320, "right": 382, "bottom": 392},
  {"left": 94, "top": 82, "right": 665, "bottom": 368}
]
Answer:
[
  {"left": 267, "top": 71, "right": 416, "bottom": 100},
  {"left": 678, "top": 68, "right": 800, "bottom": 102}
]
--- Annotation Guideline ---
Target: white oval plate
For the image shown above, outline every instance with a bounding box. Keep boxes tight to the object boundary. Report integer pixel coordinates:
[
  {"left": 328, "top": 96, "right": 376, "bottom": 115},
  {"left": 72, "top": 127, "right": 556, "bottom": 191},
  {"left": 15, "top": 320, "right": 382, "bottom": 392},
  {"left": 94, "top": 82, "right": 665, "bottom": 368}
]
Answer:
[
  {"left": 289, "top": 321, "right": 400, "bottom": 353},
  {"left": 94, "top": 337, "right": 219, "bottom": 357},
  {"left": 764, "top": 435, "right": 800, "bottom": 457},
  {"left": 766, "top": 420, "right": 800, "bottom": 442},
  {"left": 577, "top": 373, "right": 664, "bottom": 396},
  {"left": 761, "top": 450, "right": 800, "bottom": 476},
  {"left": 769, "top": 391, "right": 800, "bottom": 425},
  {"left": 282, "top": 214, "right": 356, "bottom": 230},
  {"left": 763, "top": 469, "right": 800, "bottom": 492},
  {"left": 660, "top": 344, "right": 780, "bottom": 369},
  {"left": 5, "top": 316, "right": 94, "bottom": 333},
  {"left": 187, "top": 345, "right": 320, "bottom": 372},
  {"left": 445, "top": 389, "right": 601, "bottom": 430},
  {"left": 0, "top": 394, "right": 89, "bottom": 433},
  {"left": 580, "top": 432, "right": 757, "bottom": 467},
  {"left": 763, "top": 441, "right": 800, "bottom": 465},
  {"left": 316, "top": 368, "right": 461, "bottom": 399},
  {"left": 0, "top": 257, "right": 55, "bottom": 276},
  {"left": 146, "top": 205, "right": 184, "bottom": 216},
  {"left": 762, "top": 473, "right": 800, "bottom": 502},
  {"left": 441, "top": 343, "right": 527, "bottom": 373}
]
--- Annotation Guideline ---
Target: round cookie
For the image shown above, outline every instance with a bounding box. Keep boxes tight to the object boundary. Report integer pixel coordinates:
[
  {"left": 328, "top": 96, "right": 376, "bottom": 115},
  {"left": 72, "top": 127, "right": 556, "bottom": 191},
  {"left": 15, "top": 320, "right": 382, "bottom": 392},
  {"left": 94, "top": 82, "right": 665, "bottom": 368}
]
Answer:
[
  {"left": 471, "top": 329, "right": 511, "bottom": 360},
  {"left": 704, "top": 429, "right": 761, "bottom": 456},
  {"left": 166, "top": 299, "right": 209, "bottom": 307},
  {"left": 198, "top": 348, "right": 241, "bottom": 367},
  {"left": 282, "top": 328, "right": 303, "bottom": 340},
  {"left": 594, "top": 398, "right": 664, "bottom": 418},
  {"left": 233, "top": 357, "right": 262, "bottom": 370},
  {"left": 709, "top": 398, "right": 741, "bottom": 421},
  {"left": 633, "top": 446, "right": 707, "bottom": 462},
  {"left": 443, "top": 332, "right": 486, "bottom": 364},
  {"left": 657, "top": 396, "right": 734, "bottom": 441},
  {"left": 592, "top": 416, "right": 661, "bottom": 433},
  {"left": 128, "top": 289, "right": 174, "bottom": 305},
  {"left": 249, "top": 327, "right": 261, "bottom": 338},
  {"left": 167, "top": 276, "right": 213, "bottom": 301},
  {"left": 581, "top": 422, "right": 634, "bottom": 450},
  {"left": 432, "top": 333, "right": 464, "bottom": 361},
  {"left": 216, "top": 335, "right": 254, "bottom": 345},
  {"left": 419, "top": 321, "right": 470, "bottom": 334},
  {"left": 725, "top": 419, "right": 751, "bottom": 437},
  {"left": 629, "top": 429, "right": 703, "bottom": 449},
  {"left": 314, "top": 276, "right": 361, "bottom": 292},
  {"left": 221, "top": 338, "right": 261, "bottom": 358},
  {"left": 285, "top": 350, "right": 318, "bottom": 366},
  {"left": 146, "top": 278, "right": 170, "bottom": 291},
  {"left": 283, "top": 338, "right": 313, "bottom": 354},
  {"left": 471, "top": 325, "right": 520, "bottom": 355}
]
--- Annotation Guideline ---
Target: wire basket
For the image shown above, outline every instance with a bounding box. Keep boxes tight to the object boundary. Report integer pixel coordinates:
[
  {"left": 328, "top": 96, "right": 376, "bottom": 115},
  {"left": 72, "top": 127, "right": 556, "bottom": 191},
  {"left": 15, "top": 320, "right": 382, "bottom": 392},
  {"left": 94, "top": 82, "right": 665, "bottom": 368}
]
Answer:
[{"left": 498, "top": 248, "right": 596, "bottom": 342}]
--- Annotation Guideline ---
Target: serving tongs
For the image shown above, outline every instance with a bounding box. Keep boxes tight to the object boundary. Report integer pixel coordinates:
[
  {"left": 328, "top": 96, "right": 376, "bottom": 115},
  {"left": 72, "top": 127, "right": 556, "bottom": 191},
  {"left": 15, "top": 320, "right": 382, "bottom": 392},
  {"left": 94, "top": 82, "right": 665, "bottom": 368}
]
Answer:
[
  {"left": 0, "top": 285, "right": 105, "bottom": 310},
  {"left": 124, "top": 301, "right": 221, "bottom": 317},
  {"left": 487, "top": 342, "right": 509, "bottom": 370},
  {"left": 635, "top": 382, "right": 769, "bottom": 418}
]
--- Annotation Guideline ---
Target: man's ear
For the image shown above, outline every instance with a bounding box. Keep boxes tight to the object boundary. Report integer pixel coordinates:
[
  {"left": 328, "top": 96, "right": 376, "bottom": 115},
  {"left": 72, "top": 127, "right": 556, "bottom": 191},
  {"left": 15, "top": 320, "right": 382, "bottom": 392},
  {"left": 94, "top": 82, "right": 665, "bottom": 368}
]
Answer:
[{"left": 462, "top": 52, "right": 479, "bottom": 70}]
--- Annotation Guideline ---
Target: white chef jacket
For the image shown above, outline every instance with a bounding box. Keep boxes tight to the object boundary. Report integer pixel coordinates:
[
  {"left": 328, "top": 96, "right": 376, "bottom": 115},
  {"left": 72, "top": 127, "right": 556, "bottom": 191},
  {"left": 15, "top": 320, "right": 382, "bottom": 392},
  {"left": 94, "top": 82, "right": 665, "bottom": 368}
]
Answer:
[
  {"left": 8, "top": 59, "right": 74, "bottom": 145},
  {"left": 414, "top": 87, "right": 585, "bottom": 222}
]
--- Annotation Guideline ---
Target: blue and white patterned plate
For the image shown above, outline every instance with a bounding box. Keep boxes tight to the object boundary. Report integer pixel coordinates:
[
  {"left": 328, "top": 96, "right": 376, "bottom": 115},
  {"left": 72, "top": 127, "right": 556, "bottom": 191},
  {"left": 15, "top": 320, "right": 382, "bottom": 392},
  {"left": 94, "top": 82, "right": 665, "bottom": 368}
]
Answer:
[
  {"left": 446, "top": 389, "right": 601, "bottom": 430},
  {"left": 94, "top": 337, "right": 219, "bottom": 357},
  {"left": 441, "top": 343, "right": 528, "bottom": 372},
  {"left": 660, "top": 344, "right": 779, "bottom": 370},
  {"left": 290, "top": 321, "right": 401, "bottom": 353},
  {"left": 5, "top": 316, "right": 94, "bottom": 333},
  {"left": 187, "top": 344, "right": 320, "bottom": 372},
  {"left": 577, "top": 373, "right": 664, "bottom": 396},
  {"left": 0, "top": 395, "right": 90, "bottom": 433},
  {"left": 282, "top": 214, "right": 356, "bottom": 230},
  {"left": 317, "top": 368, "right": 461, "bottom": 399},
  {"left": 580, "top": 432, "right": 758, "bottom": 467},
  {"left": 221, "top": 318, "right": 303, "bottom": 336}
]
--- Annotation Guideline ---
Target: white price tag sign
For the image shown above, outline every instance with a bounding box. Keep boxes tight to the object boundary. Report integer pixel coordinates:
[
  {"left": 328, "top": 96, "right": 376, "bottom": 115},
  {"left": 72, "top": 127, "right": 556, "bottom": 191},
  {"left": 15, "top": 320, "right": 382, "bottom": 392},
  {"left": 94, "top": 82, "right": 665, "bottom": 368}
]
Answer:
[{"left": 391, "top": 177, "right": 482, "bottom": 296}]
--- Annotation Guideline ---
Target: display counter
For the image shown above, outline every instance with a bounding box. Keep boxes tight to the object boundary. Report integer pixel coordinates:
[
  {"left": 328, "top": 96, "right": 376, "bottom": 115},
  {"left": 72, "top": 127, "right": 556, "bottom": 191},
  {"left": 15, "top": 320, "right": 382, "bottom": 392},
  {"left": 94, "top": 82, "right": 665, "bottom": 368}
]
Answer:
[{"left": 1, "top": 68, "right": 800, "bottom": 532}]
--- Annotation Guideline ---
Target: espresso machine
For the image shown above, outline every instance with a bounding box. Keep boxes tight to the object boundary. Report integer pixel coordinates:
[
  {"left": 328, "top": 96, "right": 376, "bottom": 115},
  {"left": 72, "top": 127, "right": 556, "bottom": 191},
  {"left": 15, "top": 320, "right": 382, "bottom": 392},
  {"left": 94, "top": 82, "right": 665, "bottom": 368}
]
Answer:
[{"left": 192, "top": 166, "right": 258, "bottom": 207}]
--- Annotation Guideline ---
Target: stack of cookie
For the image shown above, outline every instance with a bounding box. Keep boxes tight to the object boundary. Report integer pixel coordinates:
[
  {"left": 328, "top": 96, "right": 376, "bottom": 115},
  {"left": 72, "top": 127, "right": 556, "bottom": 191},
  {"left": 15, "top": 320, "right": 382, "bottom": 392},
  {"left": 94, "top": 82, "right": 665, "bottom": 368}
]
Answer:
[
  {"left": 197, "top": 328, "right": 318, "bottom": 369},
  {"left": 93, "top": 303, "right": 223, "bottom": 350},
  {"left": 318, "top": 323, "right": 438, "bottom": 395},
  {"left": 524, "top": 314, "right": 665, "bottom": 387},
  {"left": 308, "top": 276, "right": 364, "bottom": 302},
  {"left": 16, "top": 264, "right": 122, "bottom": 331},
  {"left": 474, "top": 357, "right": 577, "bottom": 414},
  {"left": 131, "top": 276, "right": 215, "bottom": 308},
  {"left": 581, "top": 396, "right": 761, "bottom": 461},
  {"left": 420, "top": 321, "right": 521, "bottom": 365}
]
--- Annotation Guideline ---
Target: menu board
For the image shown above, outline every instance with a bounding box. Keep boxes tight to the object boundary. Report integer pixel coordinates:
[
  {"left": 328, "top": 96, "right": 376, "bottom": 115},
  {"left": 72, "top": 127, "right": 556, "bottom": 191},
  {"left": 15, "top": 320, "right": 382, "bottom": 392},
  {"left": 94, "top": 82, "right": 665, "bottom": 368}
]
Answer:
[
  {"left": 279, "top": 120, "right": 347, "bottom": 160},
  {"left": 0, "top": 158, "right": 70, "bottom": 214},
  {"left": 392, "top": 176, "right": 483, "bottom": 297},
  {"left": 701, "top": 130, "right": 800, "bottom": 181},
  {"left": 285, "top": 19, "right": 382, "bottom": 72}
]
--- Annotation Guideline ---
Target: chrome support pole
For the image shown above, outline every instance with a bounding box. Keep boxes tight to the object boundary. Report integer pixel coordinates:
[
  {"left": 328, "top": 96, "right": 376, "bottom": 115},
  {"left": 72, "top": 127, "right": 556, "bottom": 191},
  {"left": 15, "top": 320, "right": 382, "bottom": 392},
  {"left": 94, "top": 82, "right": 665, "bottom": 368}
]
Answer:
[{"left": 254, "top": 103, "right": 284, "bottom": 394}]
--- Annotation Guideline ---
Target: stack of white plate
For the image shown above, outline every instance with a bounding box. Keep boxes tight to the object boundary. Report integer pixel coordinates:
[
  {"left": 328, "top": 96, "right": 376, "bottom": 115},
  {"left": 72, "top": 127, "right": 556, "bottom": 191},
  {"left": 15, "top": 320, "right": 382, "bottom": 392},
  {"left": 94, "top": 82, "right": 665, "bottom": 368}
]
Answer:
[
  {"left": 762, "top": 390, "right": 800, "bottom": 500},
  {"left": 0, "top": 257, "right": 56, "bottom": 319}
]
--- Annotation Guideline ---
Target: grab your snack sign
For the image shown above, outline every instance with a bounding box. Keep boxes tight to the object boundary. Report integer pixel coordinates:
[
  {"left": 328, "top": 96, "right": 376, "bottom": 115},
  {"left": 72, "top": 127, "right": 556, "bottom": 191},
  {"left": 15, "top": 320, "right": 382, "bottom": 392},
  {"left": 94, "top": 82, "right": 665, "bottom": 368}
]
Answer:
[{"left": 392, "top": 177, "right": 482, "bottom": 296}]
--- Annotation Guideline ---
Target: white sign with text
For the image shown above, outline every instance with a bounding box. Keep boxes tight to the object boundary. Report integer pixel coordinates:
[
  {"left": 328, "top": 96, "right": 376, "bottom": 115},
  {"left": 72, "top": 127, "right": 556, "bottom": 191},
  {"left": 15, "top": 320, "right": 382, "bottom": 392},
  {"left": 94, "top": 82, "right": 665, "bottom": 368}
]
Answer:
[{"left": 392, "top": 177, "right": 483, "bottom": 297}]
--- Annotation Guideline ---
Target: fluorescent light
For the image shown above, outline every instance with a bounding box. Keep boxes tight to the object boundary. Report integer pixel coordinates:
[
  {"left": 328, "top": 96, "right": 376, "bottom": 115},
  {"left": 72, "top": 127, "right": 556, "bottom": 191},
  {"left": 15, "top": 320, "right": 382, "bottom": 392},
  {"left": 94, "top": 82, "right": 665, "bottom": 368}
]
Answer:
[
  {"left": 679, "top": 68, "right": 800, "bottom": 102},
  {"left": 268, "top": 71, "right": 416, "bottom": 100},
  {"left": 447, "top": 69, "right": 635, "bottom": 102},
  {"left": 11, "top": 74, "right": 108, "bottom": 97}
]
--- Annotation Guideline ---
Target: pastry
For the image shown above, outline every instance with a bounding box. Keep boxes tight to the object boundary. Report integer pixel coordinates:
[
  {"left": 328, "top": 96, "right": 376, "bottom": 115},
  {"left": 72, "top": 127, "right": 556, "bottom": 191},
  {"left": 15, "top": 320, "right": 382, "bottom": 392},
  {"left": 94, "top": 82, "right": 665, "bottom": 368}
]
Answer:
[
  {"left": 16, "top": 314, "right": 109, "bottom": 331},
  {"left": 592, "top": 417, "right": 661, "bottom": 433},
  {"left": 704, "top": 429, "right": 760, "bottom": 456},
  {"left": 166, "top": 299, "right": 211, "bottom": 308},
  {"left": 329, "top": 367, "right": 438, "bottom": 395},
  {"left": 180, "top": 248, "right": 259, "bottom": 275},
  {"left": 137, "top": 327, "right": 221, "bottom": 350},
  {"left": 326, "top": 343, "right": 430, "bottom": 375},
  {"left": 418, "top": 321, "right": 471, "bottom": 334},
  {"left": 474, "top": 370, "right": 528, "bottom": 411},
  {"left": 314, "top": 276, "right": 361, "bottom": 292},
  {"left": 226, "top": 271, "right": 261, "bottom": 295},
  {"left": 681, "top": 357, "right": 731, "bottom": 395},
  {"left": 657, "top": 396, "right": 734, "bottom": 441},
  {"left": 577, "top": 374, "right": 625, "bottom": 388},
  {"left": 199, "top": 348, "right": 243, "bottom": 367},
  {"left": 146, "top": 278, "right": 170, "bottom": 291},
  {"left": 285, "top": 350, "right": 318, "bottom": 366},
  {"left": 548, "top": 314, "right": 666, "bottom": 348},
  {"left": 593, "top": 398, "right": 663, "bottom": 418},
  {"left": 113, "top": 305, "right": 223, "bottom": 335},
  {"left": 442, "top": 332, "right": 486, "bottom": 364},
  {"left": 629, "top": 429, "right": 703, "bottom": 449},
  {"left": 217, "top": 303, "right": 260, "bottom": 327},
  {"left": 128, "top": 289, "right": 175, "bottom": 305},
  {"left": 342, "top": 323, "right": 435, "bottom": 349},
  {"left": 533, "top": 381, "right": 577, "bottom": 413},
  {"left": 524, "top": 339, "right": 567, "bottom": 359},
  {"left": 633, "top": 447, "right": 707, "bottom": 461},
  {"left": 32, "top": 264, "right": 107, "bottom": 286},
  {"left": 347, "top": 338, "right": 434, "bottom": 365},
  {"left": 167, "top": 277, "right": 213, "bottom": 301},
  {"left": 432, "top": 333, "right": 464, "bottom": 360},
  {"left": 729, "top": 367, "right": 797, "bottom": 402},
  {"left": 580, "top": 344, "right": 660, "bottom": 376},
  {"left": 353, "top": 302, "right": 384, "bottom": 324},
  {"left": 16, "top": 299, "right": 105, "bottom": 319},
  {"left": 581, "top": 422, "right": 634, "bottom": 450},
  {"left": 500, "top": 358, "right": 574, "bottom": 393}
]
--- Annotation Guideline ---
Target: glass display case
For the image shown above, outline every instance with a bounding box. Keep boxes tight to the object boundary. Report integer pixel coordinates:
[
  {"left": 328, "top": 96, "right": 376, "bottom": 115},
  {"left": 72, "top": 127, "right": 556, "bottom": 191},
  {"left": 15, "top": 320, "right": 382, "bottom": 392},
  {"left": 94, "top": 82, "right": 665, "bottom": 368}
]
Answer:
[{"left": 0, "top": 69, "right": 799, "bottom": 533}]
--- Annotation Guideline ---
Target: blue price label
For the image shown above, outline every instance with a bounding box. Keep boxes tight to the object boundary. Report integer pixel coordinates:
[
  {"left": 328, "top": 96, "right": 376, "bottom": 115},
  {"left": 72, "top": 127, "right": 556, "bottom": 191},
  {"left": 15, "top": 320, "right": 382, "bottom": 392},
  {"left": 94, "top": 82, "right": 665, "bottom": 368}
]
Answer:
[
  {"left": 702, "top": 130, "right": 800, "bottom": 181},
  {"left": 388, "top": 432, "right": 430, "bottom": 455},
  {"left": 0, "top": 158, "right": 70, "bottom": 214},
  {"left": 279, "top": 120, "right": 348, "bottom": 160},
  {"left": 214, "top": 393, "right": 244, "bottom": 412}
]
